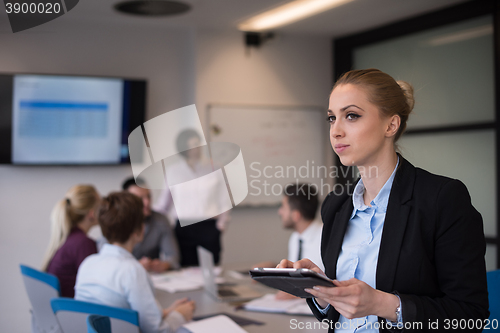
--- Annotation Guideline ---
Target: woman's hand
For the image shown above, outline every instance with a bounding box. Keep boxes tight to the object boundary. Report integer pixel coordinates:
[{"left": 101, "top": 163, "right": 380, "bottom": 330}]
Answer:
[
  {"left": 305, "top": 278, "right": 399, "bottom": 321},
  {"left": 163, "top": 297, "right": 187, "bottom": 317},
  {"left": 163, "top": 297, "right": 196, "bottom": 321},
  {"left": 150, "top": 259, "right": 170, "bottom": 273},
  {"left": 139, "top": 257, "right": 152, "bottom": 271},
  {"left": 174, "top": 300, "right": 196, "bottom": 321},
  {"left": 276, "top": 258, "right": 325, "bottom": 275},
  {"left": 276, "top": 259, "right": 330, "bottom": 308}
]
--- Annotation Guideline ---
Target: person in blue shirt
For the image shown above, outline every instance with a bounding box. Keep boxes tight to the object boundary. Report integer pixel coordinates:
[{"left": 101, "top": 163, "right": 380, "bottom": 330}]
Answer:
[{"left": 278, "top": 68, "right": 488, "bottom": 332}]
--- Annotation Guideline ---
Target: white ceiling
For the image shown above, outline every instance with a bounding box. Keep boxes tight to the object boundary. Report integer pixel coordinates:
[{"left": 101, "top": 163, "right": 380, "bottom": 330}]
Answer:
[{"left": 1, "top": 0, "right": 470, "bottom": 37}]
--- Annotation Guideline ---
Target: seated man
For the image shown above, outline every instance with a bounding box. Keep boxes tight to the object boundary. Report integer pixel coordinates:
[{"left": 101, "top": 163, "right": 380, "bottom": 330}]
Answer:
[
  {"left": 75, "top": 192, "right": 195, "bottom": 333},
  {"left": 123, "top": 177, "right": 180, "bottom": 272},
  {"left": 255, "top": 183, "right": 323, "bottom": 299},
  {"left": 280, "top": 183, "right": 323, "bottom": 272}
]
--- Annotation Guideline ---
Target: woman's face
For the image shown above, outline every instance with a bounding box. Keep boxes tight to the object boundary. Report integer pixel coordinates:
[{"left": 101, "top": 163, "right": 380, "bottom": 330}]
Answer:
[{"left": 328, "top": 84, "right": 395, "bottom": 167}]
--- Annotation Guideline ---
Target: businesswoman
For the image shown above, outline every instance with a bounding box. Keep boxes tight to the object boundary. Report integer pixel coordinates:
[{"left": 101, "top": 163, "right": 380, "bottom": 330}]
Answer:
[
  {"left": 41, "top": 184, "right": 100, "bottom": 297},
  {"left": 278, "top": 69, "right": 489, "bottom": 332}
]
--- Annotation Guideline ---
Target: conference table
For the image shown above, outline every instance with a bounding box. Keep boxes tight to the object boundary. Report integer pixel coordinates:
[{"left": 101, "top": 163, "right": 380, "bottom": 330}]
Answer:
[{"left": 155, "top": 266, "right": 328, "bottom": 333}]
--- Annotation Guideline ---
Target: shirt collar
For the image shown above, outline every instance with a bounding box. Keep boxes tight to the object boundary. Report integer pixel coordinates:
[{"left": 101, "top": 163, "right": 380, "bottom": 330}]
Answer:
[
  {"left": 298, "top": 220, "right": 321, "bottom": 242},
  {"left": 100, "top": 243, "right": 136, "bottom": 260},
  {"left": 351, "top": 157, "right": 400, "bottom": 218}
]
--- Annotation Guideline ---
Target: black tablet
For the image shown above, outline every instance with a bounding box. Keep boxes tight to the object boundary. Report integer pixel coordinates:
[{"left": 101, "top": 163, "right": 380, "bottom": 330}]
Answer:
[{"left": 249, "top": 268, "right": 334, "bottom": 298}]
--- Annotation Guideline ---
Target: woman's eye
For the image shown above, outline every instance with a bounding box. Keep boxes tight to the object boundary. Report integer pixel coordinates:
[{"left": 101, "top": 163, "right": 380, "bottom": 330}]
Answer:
[
  {"left": 326, "top": 115, "right": 335, "bottom": 123},
  {"left": 346, "top": 113, "right": 360, "bottom": 120}
]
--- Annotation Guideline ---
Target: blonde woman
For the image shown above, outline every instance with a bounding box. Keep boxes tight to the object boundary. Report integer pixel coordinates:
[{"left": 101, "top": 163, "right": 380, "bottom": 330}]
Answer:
[
  {"left": 278, "top": 69, "right": 488, "bottom": 332},
  {"left": 41, "top": 185, "right": 100, "bottom": 297}
]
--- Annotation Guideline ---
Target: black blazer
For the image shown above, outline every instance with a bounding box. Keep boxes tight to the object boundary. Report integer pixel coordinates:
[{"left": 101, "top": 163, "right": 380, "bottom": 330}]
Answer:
[{"left": 307, "top": 156, "right": 489, "bottom": 332}]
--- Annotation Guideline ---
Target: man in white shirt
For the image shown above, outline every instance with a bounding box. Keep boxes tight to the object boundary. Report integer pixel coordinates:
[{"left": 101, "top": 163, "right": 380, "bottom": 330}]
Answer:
[
  {"left": 279, "top": 183, "right": 324, "bottom": 272},
  {"left": 254, "top": 183, "right": 323, "bottom": 299},
  {"left": 75, "top": 192, "right": 195, "bottom": 333}
]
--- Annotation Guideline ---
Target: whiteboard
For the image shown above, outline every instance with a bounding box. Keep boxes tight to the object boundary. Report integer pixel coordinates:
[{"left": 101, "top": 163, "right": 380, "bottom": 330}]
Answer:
[{"left": 207, "top": 104, "right": 327, "bottom": 206}]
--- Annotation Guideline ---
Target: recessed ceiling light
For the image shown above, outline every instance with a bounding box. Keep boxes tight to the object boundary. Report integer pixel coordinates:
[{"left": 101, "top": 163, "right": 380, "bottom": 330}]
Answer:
[
  {"left": 114, "top": 0, "right": 191, "bottom": 16},
  {"left": 238, "top": 0, "right": 354, "bottom": 32}
]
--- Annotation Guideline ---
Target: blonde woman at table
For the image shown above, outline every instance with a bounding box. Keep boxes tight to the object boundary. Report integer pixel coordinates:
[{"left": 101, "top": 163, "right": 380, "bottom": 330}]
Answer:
[
  {"left": 278, "top": 69, "right": 489, "bottom": 332},
  {"left": 42, "top": 184, "right": 100, "bottom": 298}
]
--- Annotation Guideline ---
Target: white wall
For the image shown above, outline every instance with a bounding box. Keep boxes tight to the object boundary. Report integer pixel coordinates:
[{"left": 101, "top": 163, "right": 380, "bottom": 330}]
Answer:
[
  {"left": 0, "top": 24, "right": 332, "bottom": 332},
  {"left": 195, "top": 30, "right": 332, "bottom": 264}
]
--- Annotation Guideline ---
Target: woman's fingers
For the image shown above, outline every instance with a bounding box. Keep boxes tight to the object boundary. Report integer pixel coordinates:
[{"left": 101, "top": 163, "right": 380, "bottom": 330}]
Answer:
[
  {"left": 293, "top": 259, "right": 327, "bottom": 275},
  {"left": 276, "top": 259, "right": 294, "bottom": 268},
  {"left": 293, "top": 259, "right": 315, "bottom": 269},
  {"left": 304, "top": 281, "right": 360, "bottom": 304},
  {"left": 305, "top": 286, "right": 337, "bottom": 302},
  {"left": 333, "top": 277, "right": 358, "bottom": 286},
  {"left": 306, "top": 279, "right": 379, "bottom": 320},
  {"left": 276, "top": 259, "right": 327, "bottom": 277}
]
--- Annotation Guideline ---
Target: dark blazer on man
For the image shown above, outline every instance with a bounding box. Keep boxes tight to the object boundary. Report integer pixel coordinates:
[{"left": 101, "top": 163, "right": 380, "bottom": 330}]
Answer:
[{"left": 306, "top": 156, "right": 489, "bottom": 332}]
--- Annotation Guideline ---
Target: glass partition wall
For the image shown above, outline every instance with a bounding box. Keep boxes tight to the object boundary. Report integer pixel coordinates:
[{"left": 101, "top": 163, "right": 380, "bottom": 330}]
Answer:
[{"left": 333, "top": 0, "right": 499, "bottom": 270}]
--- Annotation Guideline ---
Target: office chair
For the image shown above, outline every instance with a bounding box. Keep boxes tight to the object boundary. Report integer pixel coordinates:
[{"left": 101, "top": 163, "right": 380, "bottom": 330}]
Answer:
[
  {"left": 87, "top": 315, "right": 111, "bottom": 333},
  {"left": 487, "top": 269, "right": 500, "bottom": 322},
  {"left": 51, "top": 298, "right": 139, "bottom": 333},
  {"left": 20, "top": 264, "right": 62, "bottom": 333}
]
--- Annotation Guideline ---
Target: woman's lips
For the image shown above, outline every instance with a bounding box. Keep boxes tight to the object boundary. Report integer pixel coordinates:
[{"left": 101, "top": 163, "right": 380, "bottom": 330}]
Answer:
[{"left": 334, "top": 144, "right": 349, "bottom": 153}]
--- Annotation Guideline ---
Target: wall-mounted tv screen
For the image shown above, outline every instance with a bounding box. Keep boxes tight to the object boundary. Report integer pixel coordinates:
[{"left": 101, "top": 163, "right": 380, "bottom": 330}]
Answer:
[{"left": 0, "top": 74, "right": 146, "bottom": 165}]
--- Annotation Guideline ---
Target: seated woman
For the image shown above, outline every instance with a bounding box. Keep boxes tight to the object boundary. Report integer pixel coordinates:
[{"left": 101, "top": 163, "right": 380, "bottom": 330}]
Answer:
[
  {"left": 75, "top": 191, "right": 195, "bottom": 333},
  {"left": 42, "top": 184, "right": 100, "bottom": 298}
]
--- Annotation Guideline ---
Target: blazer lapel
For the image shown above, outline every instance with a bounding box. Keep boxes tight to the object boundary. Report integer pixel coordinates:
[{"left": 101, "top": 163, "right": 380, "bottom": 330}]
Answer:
[
  {"left": 376, "top": 157, "right": 415, "bottom": 292},
  {"left": 324, "top": 198, "right": 353, "bottom": 279}
]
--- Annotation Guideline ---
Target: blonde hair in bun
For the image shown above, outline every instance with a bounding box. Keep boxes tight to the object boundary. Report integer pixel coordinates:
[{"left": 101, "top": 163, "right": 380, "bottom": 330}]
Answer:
[
  {"left": 332, "top": 68, "right": 414, "bottom": 142},
  {"left": 397, "top": 80, "right": 415, "bottom": 112}
]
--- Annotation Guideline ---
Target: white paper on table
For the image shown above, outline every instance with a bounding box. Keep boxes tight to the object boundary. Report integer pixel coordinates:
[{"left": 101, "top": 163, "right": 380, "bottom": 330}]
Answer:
[
  {"left": 243, "top": 294, "right": 313, "bottom": 315},
  {"left": 153, "top": 278, "right": 203, "bottom": 293},
  {"left": 227, "top": 270, "right": 247, "bottom": 280},
  {"left": 150, "top": 267, "right": 224, "bottom": 293},
  {"left": 182, "top": 315, "right": 248, "bottom": 333},
  {"left": 286, "top": 301, "right": 315, "bottom": 315}
]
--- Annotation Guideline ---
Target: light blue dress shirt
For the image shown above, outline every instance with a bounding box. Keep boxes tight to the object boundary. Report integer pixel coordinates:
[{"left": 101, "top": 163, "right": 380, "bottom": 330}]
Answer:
[{"left": 315, "top": 159, "right": 400, "bottom": 332}]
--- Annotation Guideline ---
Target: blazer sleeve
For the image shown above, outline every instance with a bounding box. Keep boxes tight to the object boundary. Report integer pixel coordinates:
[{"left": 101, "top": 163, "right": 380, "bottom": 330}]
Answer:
[
  {"left": 398, "top": 179, "right": 489, "bottom": 330},
  {"left": 306, "top": 297, "right": 330, "bottom": 321}
]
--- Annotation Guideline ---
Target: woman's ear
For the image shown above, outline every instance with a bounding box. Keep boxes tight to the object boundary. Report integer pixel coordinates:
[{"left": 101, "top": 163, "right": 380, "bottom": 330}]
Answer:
[{"left": 386, "top": 115, "right": 401, "bottom": 138}]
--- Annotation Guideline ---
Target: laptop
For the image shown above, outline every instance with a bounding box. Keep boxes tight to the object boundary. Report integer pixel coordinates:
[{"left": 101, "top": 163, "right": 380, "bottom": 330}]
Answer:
[{"left": 197, "top": 246, "right": 263, "bottom": 302}]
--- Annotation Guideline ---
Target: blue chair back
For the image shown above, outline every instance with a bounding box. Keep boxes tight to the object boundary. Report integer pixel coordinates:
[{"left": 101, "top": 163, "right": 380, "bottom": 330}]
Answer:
[
  {"left": 51, "top": 298, "right": 139, "bottom": 333},
  {"left": 20, "top": 264, "right": 62, "bottom": 333},
  {"left": 87, "top": 315, "right": 111, "bottom": 333},
  {"left": 487, "top": 269, "right": 500, "bottom": 321}
]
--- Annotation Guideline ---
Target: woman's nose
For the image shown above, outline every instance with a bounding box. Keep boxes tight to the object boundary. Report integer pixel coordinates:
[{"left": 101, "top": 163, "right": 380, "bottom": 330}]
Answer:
[{"left": 330, "top": 120, "right": 344, "bottom": 138}]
